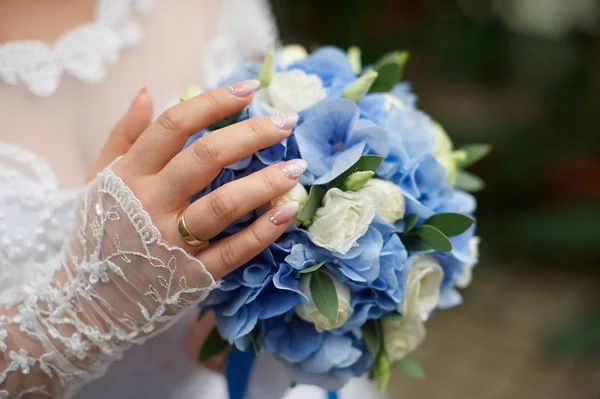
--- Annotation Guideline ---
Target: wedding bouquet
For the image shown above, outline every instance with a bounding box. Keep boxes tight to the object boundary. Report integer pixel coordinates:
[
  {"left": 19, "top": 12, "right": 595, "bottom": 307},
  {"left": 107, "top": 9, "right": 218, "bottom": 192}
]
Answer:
[{"left": 185, "top": 45, "right": 489, "bottom": 396}]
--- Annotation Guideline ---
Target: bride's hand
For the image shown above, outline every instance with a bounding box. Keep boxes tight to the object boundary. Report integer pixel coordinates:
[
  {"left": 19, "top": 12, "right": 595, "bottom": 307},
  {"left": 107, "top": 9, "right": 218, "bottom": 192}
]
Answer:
[
  {"left": 112, "top": 79, "right": 302, "bottom": 280},
  {"left": 87, "top": 88, "right": 154, "bottom": 180},
  {"left": 0, "top": 81, "right": 303, "bottom": 398}
]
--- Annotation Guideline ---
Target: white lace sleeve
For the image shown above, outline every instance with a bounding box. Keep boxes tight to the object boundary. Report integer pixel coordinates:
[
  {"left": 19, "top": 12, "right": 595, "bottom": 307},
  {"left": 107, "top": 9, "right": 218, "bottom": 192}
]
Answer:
[{"left": 0, "top": 163, "right": 218, "bottom": 398}]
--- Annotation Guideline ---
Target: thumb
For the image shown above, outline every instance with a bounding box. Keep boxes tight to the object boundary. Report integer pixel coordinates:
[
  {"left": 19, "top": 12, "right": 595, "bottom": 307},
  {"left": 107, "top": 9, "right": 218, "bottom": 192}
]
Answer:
[{"left": 87, "top": 88, "right": 154, "bottom": 180}]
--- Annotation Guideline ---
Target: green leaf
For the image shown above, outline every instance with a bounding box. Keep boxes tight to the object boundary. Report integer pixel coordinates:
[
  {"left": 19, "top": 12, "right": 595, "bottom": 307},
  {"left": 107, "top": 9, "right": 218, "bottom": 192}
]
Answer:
[
  {"left": 382, "top": 311, "right": 403, "bottom": 322},
  {"left": 418, "top": 225, "right": 453, "bottom": 252},
  {"left": 179, "top": 84, "right": 203, "bottom": 102},
  {"left": 401, "top": 235, "right": 432, "bottom": 252},
  {"left": 199, "top": 327, "right": 229, "bottom": 362},
  {"left": 403, "top": 214, "right": 419, "bottom": 234},
  {"left": 207, "top": 110, "right": 243, "bottom": 131},
  {"left": 455, "top": 144, "right": 491, "bottom": 169},
  {"left": 369, "top": 51, "right": 410, "bottom": 93},
  {"left": 455, "top": 170, "right": 485, "bottom": 192},
  {"left": 347, "top": 46, "right": 362, "bottom": 74},
  {"left": 310, "top": 271, "right": 339, "bottom": 321},
  {"left": 343, "top": 170, "right": 374, "bottom": 191},
  {"left": 299, "top": 261, "right": 325, "bottom": 274},
  {"left": 329, "top": 155, "right": 384, "bottom": 189},
  {"left": 257, "top": 50, "right": 276, "bottom": 88},
  {"left": 393, "top": 357, "right": 425, "bottom": 379},
  {"left": 424, "top": 212, "right": 475, "bottom": 237},
  {"left": 250, "top": 327, "right": 261, "bottom": 354},
  {"left": 297, "top": 185, "right": 326, "bottom": 225},
  {"left": 374, "top": 350, "right": 391, "bottom": 392},
  {"left": 342, "top": 70, "right": 378, "bottom": 102},
  {"left": 362, "top": 319, "right": 381, "bottom": 358}
]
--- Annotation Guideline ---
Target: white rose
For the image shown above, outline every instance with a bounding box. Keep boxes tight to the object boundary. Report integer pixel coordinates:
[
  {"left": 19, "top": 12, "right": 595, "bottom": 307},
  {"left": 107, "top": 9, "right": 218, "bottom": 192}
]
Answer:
[
  {"left": 308, "top": 188, "right": 375, "bottom": 254},
  {"left": 271, "top": 182, "right": 309, "bottom": 208},
  {"left": 255, "top": 70, "right": 326, "bottom": 114},
  {"left": 295, "top": 271, "right": 353, "bottom": 332},
  {"left": 402, "top": 255, "right": 444, "bottom": 321},
  {"left": 456, "top": 236, "right": 480, "bottom": 289},
  {"left": 266, "top": 183, "right": 308, "bottom": 226},
  {"left": 359, "top": 178, "right": 406, "bottom": 223},
  {"left": 279, "top": 44, "right": 308, "bottom": 67},
  {"left": 382, "top": 315, "right": 426, "bottom": 364}
]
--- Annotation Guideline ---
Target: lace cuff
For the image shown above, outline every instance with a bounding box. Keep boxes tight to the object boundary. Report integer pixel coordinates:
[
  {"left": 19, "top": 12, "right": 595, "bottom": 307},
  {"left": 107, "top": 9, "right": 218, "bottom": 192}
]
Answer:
[{"left": 0, "top": 165, "right": 218, "bottom": 398}]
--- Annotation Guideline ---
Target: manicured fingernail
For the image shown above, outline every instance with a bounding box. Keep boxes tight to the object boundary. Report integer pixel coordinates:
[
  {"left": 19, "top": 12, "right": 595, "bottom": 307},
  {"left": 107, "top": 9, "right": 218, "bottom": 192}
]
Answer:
[
  {"left": 271, "top": 113, "right": 299, "bottom": 130},
  {"left": 228, "top": 79, "right": 261, "bottom": 97},
  {"left": 268, "top": 201, "right": 300, "bottom": 226},
  {"left": 130, "top": 87, "right": 147, "bottom": 108},
  {"left": 280, "top": 159, "right": 307, "bottom": 179}
]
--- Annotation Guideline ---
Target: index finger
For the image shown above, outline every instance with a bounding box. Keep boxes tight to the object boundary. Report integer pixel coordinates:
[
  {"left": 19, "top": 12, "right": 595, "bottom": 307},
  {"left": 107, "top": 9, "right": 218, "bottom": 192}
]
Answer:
[{"left": 123, "top": 80, "right": 261, "bottom": 175}]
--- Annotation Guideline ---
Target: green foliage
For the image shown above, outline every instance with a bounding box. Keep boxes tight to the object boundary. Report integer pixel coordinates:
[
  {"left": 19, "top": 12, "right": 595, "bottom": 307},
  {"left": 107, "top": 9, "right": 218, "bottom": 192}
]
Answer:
[
  {"left": 258, "top": 50, "right": 276, "bottom": 87},
  {"left": 329, "top": 155, "right": 384, "bottom": 189},
  {"left": 347, "top": 46, "right": 362, "bottom": 74},
  {"left": 297, "top": 185, "right": 326, "bottom": 226},
  {"left": 199, "top": 327, "right": 229, "bottom": 362},
  {"left": 369, "top": 51, "right": 410, "bottom": 93},
  {"left": 299, "top": 261, "right": 325, "bottom": 274},
  {"left": 250, "top": 327, "right": 261, "bottom": 354},
  {"left": 310, "top": 271, "right": 339, "bottom": 321},
  {"left": 403, "top": 214, "right": 419, "bottom": 234},
  {"left": 418, "top": 225, "right": 453, "bottom": 252},
  {"left": 455, "top": 170, "right": 485, "bottom": 192},
  {"left": 362, "top": 319, "right": 382, "bottom": 358},
  {"left": 179, "top": 84, "right": 203, "bottom": 102},
  {"left": 343, "top": 170, "right": 375, "bottom": 191},
  {"left": 393, "top": 357, "right": 425, "bottom": 379},
  {"left": 424, "top": 212, "right": 475, "bottom": 236},
  {"left": 342, "top": 70, "right": 378, "bottom": 102},
  {"left": 206, "top": 110, "right": 244, "bottom": 132},
  {"left": 374, "top": 350, "right": 391, "bottom": 392},
  {"left": 456, "top": 144, "right": 492, "bottom": 169}
]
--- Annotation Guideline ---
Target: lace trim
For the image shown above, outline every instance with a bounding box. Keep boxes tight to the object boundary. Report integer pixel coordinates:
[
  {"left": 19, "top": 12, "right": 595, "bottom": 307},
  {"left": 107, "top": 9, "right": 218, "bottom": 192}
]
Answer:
[
  {"left": 101, "top": 165, "right": 218, "bottom": 281},
  {"left": 0, "top": 162, "right": 218, "bottom": 398},
  {"left": 0, "top": 0, "right": 153, "bottom": 97}
]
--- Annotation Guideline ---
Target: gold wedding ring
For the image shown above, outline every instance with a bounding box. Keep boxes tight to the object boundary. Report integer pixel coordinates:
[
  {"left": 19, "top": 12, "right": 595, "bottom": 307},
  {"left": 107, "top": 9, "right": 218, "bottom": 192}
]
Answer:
[{"left": 177, "top": 209, "right": 207, "bottom": 247}]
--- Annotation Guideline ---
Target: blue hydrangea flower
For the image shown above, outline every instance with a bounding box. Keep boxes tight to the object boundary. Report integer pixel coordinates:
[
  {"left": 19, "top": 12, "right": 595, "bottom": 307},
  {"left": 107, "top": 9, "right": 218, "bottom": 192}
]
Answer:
[
  {"left": 390, "top": 82, "right": 418, "bottom": 109},
  {"left": 285, "top": 226, "right": 382, "bottom": 285},
  {"left": 262, "top": 316, "right": 371, "bottom": 392},
  {"left": 341, "top": 216, "right": 407, "bottom": 330},
  {"left": 294, "top": 99, "right": 389, "bottom": 184},
  {"left": 204, "top": 238, "right": 309, "bottom": 349},
  {"left": 283, "top": 216, "right": 406, "bottom": 331},
  {"left": 288, "top": 46, "right": 357, "bottom": 97}
]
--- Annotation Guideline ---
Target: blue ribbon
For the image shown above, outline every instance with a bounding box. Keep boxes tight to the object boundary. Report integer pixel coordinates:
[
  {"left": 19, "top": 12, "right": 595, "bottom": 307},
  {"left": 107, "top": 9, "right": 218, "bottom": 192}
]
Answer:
[
  {"left": 226, "top": 349, "right": 256, "bottom": 399},
  {"left": 226, "top": 349, "right": 339, "bottom": 399}
]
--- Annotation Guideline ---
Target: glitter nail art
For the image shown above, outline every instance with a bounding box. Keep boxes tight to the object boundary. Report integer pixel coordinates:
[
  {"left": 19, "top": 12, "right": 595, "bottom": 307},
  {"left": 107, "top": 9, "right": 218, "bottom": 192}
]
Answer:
[
  {"left": 280, "top": 159, "right": 307, "bottom": 179},
  {"left": 270, "top": 113, "right": 299, "bottom": 130}
]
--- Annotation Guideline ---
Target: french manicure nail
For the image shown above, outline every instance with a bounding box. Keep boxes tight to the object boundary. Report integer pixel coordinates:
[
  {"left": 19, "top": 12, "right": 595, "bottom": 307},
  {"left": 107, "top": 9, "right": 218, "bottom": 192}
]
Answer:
[
  {"left": 280, "top": 159, "right": 307, "bottom": 180},
  {"left": 228, "top": 79, "right": 261, "bottom": 97},
  {"left": 271, "top": 113, "right": 299, "bottom": 130},
  {"left": 268, "top": 201, "right": 300, "bottom": 226}
]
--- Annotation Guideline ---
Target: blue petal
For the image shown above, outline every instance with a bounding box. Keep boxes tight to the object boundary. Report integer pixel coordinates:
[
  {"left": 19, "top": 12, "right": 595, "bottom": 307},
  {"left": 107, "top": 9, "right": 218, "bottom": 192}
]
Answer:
[{"left": 313, "top": 141, "right": 365, "bottom": 185}]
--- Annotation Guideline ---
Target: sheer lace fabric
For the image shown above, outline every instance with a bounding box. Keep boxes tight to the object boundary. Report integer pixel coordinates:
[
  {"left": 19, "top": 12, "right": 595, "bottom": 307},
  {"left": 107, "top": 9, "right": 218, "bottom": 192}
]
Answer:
[
  {"left": 0, "top": 0, "right": 281, "bottom": 397},
  {"left": 0, "top": 163, "right": 217, "bottom": 398}
]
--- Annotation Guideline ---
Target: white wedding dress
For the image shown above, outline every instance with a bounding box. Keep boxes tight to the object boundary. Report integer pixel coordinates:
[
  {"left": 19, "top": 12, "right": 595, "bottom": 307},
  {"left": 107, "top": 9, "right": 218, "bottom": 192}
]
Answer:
[{"left": 0, "top": 1, "right": 385, "bottom": 398}]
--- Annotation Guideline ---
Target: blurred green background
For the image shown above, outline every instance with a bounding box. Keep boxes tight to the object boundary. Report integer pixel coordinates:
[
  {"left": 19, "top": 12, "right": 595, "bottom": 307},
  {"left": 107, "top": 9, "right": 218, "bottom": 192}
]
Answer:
[{"left": 270, "top": 1, "right": 600, "bottom": 398}]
